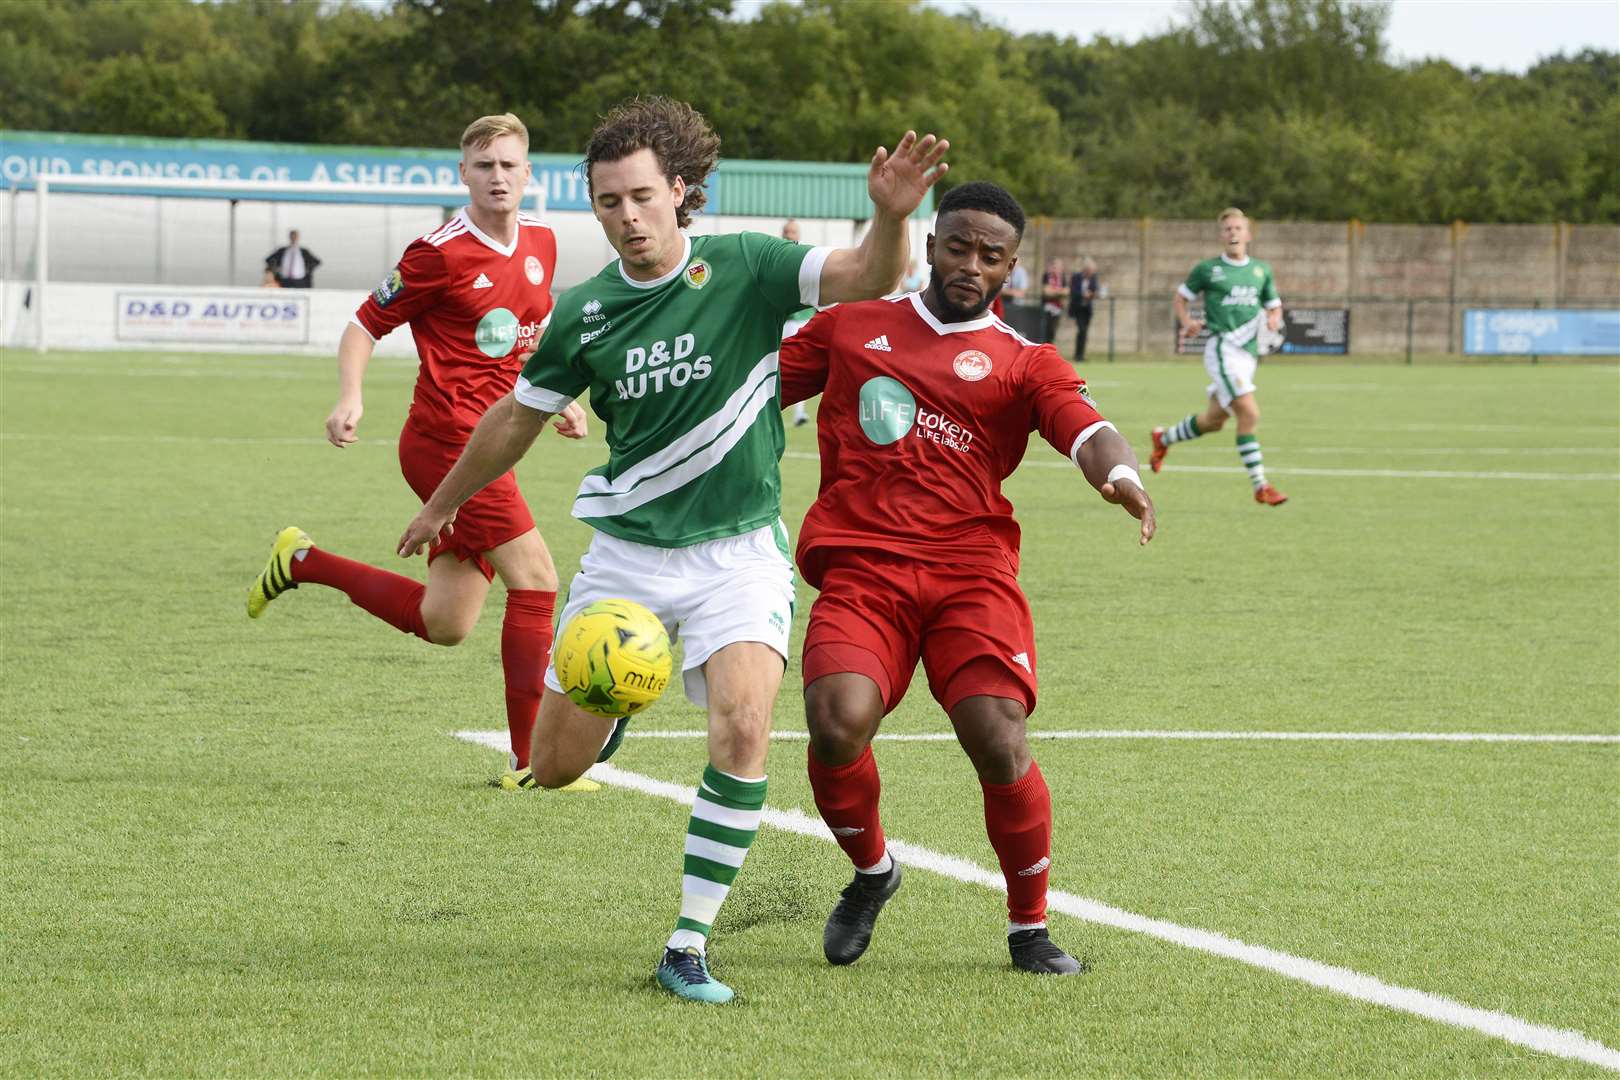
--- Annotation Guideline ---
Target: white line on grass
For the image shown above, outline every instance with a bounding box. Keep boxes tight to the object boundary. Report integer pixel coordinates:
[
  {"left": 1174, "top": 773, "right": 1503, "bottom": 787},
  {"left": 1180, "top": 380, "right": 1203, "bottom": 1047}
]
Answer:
[
  {"left": 780, "top": 450, "right": 1620, "bottom": 482},
  {"left": 3, "top": 431, "right": 1614, "bottom": 480},
  {"left": 495, "top": 728, "right": 1620, "bottom": 745},
  {"left": 451, "top": 730, "right": 1620, "bottom": 1073},
  {"left": 1161, "top": 463, "right": 1620, "bottom": 482}
]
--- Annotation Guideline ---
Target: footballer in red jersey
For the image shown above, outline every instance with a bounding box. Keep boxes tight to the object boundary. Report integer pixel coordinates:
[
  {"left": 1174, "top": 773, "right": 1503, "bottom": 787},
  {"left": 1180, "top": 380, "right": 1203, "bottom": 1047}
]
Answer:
[
  {"left": 779, "top": 181, "right": 1155, "bottom": 976},
  {"left": 245, "top": 113, "right": 590, "bottom": 792}
]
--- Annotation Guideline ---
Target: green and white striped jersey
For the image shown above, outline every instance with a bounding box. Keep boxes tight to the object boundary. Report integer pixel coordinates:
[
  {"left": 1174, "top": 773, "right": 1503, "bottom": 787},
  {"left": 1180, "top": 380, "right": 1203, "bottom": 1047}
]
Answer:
[
  {"left": 516, "top": 231, "right": 828, "bottom": 548},
  {"left": 1179, "top": 254, "right": 1281, "bottom": 356}
]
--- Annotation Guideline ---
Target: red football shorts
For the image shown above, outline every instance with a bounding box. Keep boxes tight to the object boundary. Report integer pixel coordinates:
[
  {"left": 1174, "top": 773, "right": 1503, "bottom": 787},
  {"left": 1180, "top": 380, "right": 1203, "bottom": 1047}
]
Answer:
[
  {"left": 801, "top": 549, "right": 1037, "bottom": 716},
  {"left": 397, "top": 421, "right": 535, "bottom": 581}
]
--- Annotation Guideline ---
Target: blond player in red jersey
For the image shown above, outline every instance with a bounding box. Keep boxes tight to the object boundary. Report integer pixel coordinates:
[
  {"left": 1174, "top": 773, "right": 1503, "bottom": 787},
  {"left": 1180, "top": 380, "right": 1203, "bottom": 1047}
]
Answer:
[
  {"left": 779, "top": 181, "right": 1155, "bottom": 976},
  {"left": 246, "top": 113, "right": 590, "bottom": 792}
]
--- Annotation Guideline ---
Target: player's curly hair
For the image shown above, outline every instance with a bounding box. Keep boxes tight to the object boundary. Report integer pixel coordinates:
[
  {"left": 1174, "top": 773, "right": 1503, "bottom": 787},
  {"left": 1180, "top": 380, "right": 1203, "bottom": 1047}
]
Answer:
[
  {"left": 584, "top": 97, "right": 721, "bottom": 229},
  {"left": 936, "top": 181, "right": 1026, "bottom": 238}
]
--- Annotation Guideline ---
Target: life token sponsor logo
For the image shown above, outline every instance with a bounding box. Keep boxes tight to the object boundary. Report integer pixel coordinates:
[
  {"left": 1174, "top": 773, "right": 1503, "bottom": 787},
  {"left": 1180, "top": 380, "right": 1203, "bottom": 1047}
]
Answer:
[
  {"left": 953, "top": 349, "right": 992, "bottom": 382},
  {"left": 857, "top": 376, "right": 975, "bottom": 452},
  {"left": 472, "top": 273, "right": 494, "bottom": 290},
  {"left": 372, "top": 267, "right": 405, "bottom": 307},
  {"left": 864, "top": 335, "right": 893, "bottom": 352},
  {"left": 683, "top": 260, "right": 710, "bottom": 289},
  {"left": 475, "top": 307, "right": 543, "bottom": 358},
  {"left": 525, "top": 255, "right": 544, "bottom": 285},
  {"left": 613, "top": 333, "right": 715, "bottom": 399}
]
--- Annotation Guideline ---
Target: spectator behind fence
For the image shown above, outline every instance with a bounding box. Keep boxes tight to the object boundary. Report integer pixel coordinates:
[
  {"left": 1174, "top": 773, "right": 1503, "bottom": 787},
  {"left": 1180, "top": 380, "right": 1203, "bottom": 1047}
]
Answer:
[
  {"left": 1040, "top": 258, "right": 1066, "bottom": 344},
  {"left": 1068, "top": 257, "right": 1099, "bottom": 362},
  {"left": 266, "top": 229, "right": 321, "bottom": 288}
]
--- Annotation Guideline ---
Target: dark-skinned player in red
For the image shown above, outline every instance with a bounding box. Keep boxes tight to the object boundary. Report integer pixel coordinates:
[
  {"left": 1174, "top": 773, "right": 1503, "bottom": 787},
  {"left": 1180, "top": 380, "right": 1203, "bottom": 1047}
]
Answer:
[{"left": 779, "top": 181, "right": 1155, "bottom": 976}]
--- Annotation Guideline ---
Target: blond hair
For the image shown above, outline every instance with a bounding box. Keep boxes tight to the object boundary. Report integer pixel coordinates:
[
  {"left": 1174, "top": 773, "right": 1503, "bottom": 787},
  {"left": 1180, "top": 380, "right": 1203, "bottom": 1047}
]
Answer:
[
  {"left": 1217, "top": 206, "right": 1247, "bottom": 224},
  {"left": 460, "top": 113, "right": 529, "bottom": 153}
]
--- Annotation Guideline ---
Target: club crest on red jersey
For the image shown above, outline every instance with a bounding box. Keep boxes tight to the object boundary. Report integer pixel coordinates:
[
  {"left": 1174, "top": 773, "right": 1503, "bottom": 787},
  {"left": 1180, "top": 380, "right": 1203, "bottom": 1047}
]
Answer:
[
  {"left": 372, "top": 267, "right": 405, "bottom": 308},
  {"left": 525, "top": 255, "right": 544, "bottom": 285},
  {"left": 953, "top": 349, "right": 992, "bottom": 382},
  {"left": 683, "top": 260, "right": 711, "bottom": 289}
]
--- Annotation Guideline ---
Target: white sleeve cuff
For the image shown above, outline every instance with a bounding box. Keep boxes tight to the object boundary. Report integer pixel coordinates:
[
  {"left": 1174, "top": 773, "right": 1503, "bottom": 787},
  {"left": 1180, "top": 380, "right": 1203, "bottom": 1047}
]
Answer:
[
  {"left": 513, "top": 375, "right": 575, "bottom": 415},
  {"left": 1264, "top": 298, "right": 1283, "bottom": 309},
  {"left": 1068, "top": 420, "right": 1117, "bottom": 466},
  {"left": 800, "top": 245, "right": 834, "bottom": 308},
  {"left": 348, "top": 317, "right": 377, "bottom": 342},
  {"left": 1177, "top": 284, "right": 1199, "bottom": 301}
]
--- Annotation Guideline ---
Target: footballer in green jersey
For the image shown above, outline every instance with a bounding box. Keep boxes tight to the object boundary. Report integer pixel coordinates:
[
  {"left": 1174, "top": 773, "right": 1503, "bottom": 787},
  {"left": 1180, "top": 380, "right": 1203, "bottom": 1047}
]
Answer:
[
  {"left": 397, "top": 97, "right": 949, "bottom": 1004},
  {"left": 1149, "top": 207, "right": 1289, "bottom": 505}
]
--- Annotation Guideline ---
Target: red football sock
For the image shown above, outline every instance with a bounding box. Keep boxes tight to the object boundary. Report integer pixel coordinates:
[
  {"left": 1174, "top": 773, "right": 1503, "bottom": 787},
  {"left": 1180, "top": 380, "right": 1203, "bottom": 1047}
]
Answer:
[
  {"left": 807, "top": 744, "right": 887, "bottom": 870},
  {"left": 501, "top": 589, "right": 555, "bottom": 770},
  {"left": 290, "top": 546, "right": 429, "bottom": 640},
  {"left": 982, "top": 760, "right": 1053, "bottom": 925}
]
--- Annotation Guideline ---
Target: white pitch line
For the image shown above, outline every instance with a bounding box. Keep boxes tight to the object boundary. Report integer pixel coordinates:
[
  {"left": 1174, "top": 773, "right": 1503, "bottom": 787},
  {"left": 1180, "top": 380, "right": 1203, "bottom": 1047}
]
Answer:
[
  {"left": 1159, "top": 463, "right": 1620, "bottom": 482},
  {"left": 3, "top": 431, "right": 1614, "bottom": 480},
  {"left": 777, "top": 450, "right": 1620, "bottom": 482},
  {"left": 450, "top": 731, "right": 1620, "bottom": 1073},
  {"left": 474, "top": 728, "right": 1620, "bottom": 745}
]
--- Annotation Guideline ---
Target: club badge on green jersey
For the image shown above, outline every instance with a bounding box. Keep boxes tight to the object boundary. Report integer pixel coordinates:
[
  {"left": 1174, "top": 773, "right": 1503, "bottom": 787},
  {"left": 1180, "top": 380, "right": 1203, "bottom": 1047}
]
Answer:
[{"left": 683, "top": 260, "right": 711, "bottom": 289}]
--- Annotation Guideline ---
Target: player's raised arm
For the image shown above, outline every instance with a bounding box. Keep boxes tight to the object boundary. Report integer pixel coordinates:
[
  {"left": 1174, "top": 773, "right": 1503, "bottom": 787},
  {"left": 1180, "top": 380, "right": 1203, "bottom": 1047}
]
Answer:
[
  {"left": 397, "top": 393, "right": 551, "bottom": 556},
  {"left": 818, "top": 131, "right": 949, "bottom": 304}
]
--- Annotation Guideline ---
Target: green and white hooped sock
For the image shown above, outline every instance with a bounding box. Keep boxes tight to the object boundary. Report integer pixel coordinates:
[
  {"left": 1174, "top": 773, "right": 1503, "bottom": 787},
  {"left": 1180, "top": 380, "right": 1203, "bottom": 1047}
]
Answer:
[
  {"left": 1163, "top": 414, "right": 1202, "bottom": 445},
  {"left": 667, "top": 765, "right": 767, "bottom": 954},
  {"left": 1237, "top": 433, "right": 1266, "bottom": 488}
]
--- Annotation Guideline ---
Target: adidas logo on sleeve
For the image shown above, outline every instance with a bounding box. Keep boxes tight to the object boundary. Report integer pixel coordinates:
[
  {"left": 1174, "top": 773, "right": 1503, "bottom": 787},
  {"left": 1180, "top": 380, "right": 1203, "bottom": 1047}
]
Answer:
[
  {"left": 473, "top": 273, "right": 494, "bottom": 289},
  {"left": 864, "top": 335, "right": 893, "bottom": 352}
]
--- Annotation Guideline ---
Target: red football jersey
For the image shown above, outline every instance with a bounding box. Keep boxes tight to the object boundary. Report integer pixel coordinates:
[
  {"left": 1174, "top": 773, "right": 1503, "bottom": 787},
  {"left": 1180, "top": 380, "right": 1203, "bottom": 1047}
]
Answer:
[
  {"left": 353, "top": 209, "right": 557, "bottom": 442},
  {"left": 780, "top": 292, "right": 1108, "bottom": 587}
]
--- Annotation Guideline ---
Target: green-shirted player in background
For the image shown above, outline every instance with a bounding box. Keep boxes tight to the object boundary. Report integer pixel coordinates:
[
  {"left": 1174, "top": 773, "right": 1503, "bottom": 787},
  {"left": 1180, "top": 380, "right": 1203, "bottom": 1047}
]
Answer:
[
  {"left": 1150, "top": 207, "right": 1288, "bottom": 505},
  {"left": 397, "top": 97, "right": 948, "bottom": 1004},
  {"left": 781, "top": 219, "right": 816, "bottom": 428}
]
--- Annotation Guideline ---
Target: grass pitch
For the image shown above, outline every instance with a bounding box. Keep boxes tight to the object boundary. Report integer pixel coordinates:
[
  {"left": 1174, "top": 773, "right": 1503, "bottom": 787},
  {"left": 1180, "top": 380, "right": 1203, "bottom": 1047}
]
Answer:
[{"left": 2, "top": 349, "right": 1616, "bottom": 1076}]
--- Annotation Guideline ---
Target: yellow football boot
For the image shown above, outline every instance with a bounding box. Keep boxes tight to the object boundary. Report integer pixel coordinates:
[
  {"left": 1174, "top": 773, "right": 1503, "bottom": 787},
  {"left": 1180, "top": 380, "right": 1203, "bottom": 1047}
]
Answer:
[
  {"left": 497, "top": 766, "right": 600, "bottom": 793},
  {"left": 247, "top": 526, "right": 313, "bottom": 618}
]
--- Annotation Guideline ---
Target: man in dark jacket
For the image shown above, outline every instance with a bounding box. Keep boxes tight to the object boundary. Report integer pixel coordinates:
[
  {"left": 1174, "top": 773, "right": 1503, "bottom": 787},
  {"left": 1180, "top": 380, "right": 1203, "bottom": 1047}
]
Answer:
[
  {"left": 265, "top": 229, "right": 321, "bottom": 288},
  {"left": 1068, "top": 257, "right": 1099, "bottom": 362}
]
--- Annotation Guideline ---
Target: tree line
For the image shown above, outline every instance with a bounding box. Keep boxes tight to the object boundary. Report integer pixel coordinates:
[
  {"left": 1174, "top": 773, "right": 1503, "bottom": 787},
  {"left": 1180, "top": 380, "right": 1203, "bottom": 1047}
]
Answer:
[{"left": 2, "top": 0, "right": 1615, "bottom": 223}]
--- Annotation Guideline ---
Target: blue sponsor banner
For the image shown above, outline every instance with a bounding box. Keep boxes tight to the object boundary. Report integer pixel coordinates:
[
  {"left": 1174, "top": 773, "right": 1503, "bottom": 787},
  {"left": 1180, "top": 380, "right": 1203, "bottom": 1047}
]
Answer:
[
  {"left": 1464, "top": 308, "right": 1620, "bottom": 356},
  {"left": 0, "top": 130, "right": 591, "bottom": 209}
]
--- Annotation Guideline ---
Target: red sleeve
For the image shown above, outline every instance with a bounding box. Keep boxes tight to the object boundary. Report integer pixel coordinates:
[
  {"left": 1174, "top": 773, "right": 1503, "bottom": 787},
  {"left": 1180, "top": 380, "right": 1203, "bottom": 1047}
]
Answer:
[
  {"left": 354, "top": 240, "right": 449, "bottom": 339},
  {"left": 1023, "top": 344, "right": 1107, "bottom": 462},
  {"left": 779, "top": 308, "right": 836, "bottom": 406}
]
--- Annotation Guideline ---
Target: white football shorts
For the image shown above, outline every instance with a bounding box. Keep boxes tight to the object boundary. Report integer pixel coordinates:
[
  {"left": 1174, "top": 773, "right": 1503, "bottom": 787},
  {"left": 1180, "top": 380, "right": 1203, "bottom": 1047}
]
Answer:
[
  {"left": 544, "top": 521, "right": 796, "bottom": 709},
  {"left": 1204, "top": 334, "right": 1258, "bottom": 411}
]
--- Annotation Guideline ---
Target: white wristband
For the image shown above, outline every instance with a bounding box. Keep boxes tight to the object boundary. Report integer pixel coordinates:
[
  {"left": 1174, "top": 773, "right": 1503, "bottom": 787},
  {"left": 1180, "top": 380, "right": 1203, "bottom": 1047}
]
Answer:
[{"left": 1107, "top": 464, "right": 1143, "bottom": 490}]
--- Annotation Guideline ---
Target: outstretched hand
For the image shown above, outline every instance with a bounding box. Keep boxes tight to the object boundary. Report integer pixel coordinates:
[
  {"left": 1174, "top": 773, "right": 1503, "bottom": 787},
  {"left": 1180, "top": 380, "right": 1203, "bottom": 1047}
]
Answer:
[
  {"left": 1100, "top": 478, "right": 1156, "bottom": 546},
  {"left": 867, "top": 131, "right": 950, "bottom": 220}
]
